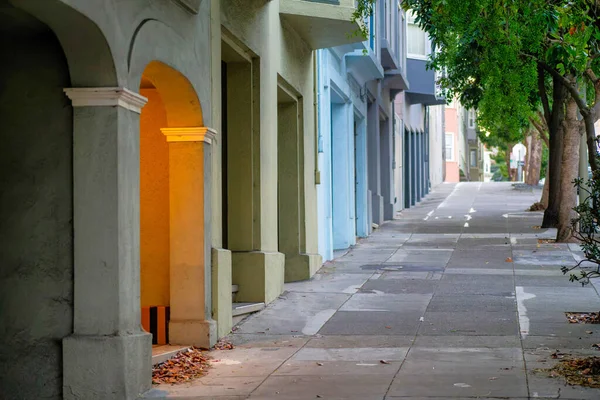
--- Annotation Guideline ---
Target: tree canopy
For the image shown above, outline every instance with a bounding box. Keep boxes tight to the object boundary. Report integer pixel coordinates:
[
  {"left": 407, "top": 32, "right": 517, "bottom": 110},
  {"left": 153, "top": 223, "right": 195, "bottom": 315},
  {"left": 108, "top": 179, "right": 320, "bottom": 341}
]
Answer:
[{"left": 402, "top": 0, "right": 600, "bottom": 161}]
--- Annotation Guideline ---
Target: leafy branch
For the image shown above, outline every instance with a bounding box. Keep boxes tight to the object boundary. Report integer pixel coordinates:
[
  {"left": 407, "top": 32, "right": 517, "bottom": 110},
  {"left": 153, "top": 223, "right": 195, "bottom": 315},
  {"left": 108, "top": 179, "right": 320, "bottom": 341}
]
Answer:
[
  {"left": 350, "top": 0, "right": 377, "bottom": 40},
  {"left": 562, "top": 177, "right": 600, "bottom": 286}
]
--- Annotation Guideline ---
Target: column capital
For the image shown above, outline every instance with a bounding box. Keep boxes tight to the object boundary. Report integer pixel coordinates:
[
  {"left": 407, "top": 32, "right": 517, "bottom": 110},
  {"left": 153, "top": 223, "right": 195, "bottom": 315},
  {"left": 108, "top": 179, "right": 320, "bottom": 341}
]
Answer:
[
  {"left": 63, "top": 87, "right": 148, "bottom": 114},
  {"left": 161, "top": 127, "right": 218, "bottom": 144}
]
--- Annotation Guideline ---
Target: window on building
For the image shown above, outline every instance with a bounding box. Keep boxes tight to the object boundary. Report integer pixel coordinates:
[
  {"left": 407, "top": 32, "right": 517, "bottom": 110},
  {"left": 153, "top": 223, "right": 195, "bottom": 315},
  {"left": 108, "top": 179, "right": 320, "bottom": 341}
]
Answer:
[
  {"left": 406, "top": 10, "right": 427, "bottom": 57},
  {"left": 445, "top": 133, "right": 454, "bottom": 161},
  {"left": 369, "top": 11, "right": 375, "bottom": 50},
  {"left": 468, "top": 109, "right": 476, "bottom": 129},
  {"left": 470, "top": 149, "right": 477, "bottom": 167}
]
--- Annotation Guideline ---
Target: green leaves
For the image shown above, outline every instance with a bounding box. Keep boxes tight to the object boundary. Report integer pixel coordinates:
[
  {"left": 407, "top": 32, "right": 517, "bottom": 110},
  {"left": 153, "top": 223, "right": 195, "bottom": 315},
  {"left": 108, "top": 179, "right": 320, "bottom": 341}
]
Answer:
[
  {"left": 404, "top": 0, "right": 600, "bottom": 150},
  {"left": 351, "top": 0, "right": 377, "bottom": 41}
]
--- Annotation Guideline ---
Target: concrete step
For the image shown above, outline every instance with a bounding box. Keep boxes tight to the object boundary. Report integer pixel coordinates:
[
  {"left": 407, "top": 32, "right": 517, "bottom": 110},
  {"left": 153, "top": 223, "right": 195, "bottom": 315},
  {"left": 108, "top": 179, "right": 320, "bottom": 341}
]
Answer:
[
  {"left": 232, "top": 302, "right": 265, "bottom": 326},
  {"left": 151, "top": 345, "right": 189, "bottom": 366}
]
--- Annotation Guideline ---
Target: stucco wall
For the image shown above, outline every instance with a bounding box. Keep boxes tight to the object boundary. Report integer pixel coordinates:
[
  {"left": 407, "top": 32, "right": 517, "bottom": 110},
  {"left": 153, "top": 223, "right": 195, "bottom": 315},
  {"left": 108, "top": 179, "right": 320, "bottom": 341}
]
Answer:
[
  {"left": 0, "top": 29, "right": 73, "bottom": 400},
  {"left": 429, "top": 105, "right": 445, "bottom": 186},
  {"left": 221, "top": 0, "right": 318, "bottom": 257},
  {"left": 445, "top": 106, "right": 460, "bottom": 182},
  {"left": 140, "top": 88, "right": 170, "bottom": 307},
  {"left": 446, "top": 161, "right": 460, "bottom": 182}
]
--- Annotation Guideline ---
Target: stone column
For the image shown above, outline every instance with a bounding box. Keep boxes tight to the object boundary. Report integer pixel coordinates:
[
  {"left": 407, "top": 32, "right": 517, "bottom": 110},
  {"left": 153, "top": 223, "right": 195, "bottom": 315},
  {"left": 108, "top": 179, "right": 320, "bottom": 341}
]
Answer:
[
  {"left": 380, "top": 116, "right": 394, "bottom": 220},
  {"left": 331, "top": 103, "right": 351, "bottom": 250},
  {"left": 161, "top": 127, "right": 217, "bottom": 348},
  {"left": 425, "top": 129, "right": 431, "bottom": 195},
  {"left": 210, "top": 0, "right": 233, "bottom": 339},
  {"left": 416, "top": 130, "right": 422, "bottom": 203},
  {"left": 367, "top": 101, "right": 383, "bottom": 225},
  {"left": 410, "top": 129, "right": 417, "bottom": 206},
  {"left": 404, "top": 127, "right": 411, "bottom": 209},
  {"left": 355, "top": 118, "right": 369, "bottom": 237},
  {"left": 62, "top": 87, "right": 151, "bottom": 400},
  {"left": 421, "top": 130, "right": 426, "bottom": 198}
]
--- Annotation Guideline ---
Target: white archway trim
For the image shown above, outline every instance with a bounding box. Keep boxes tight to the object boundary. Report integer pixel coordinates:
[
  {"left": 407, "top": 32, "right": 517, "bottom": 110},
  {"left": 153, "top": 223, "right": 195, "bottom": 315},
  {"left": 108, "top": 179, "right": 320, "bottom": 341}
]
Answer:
[
  {"left": 64, "top": 87, "right": 148, "bottom": 114},
  {"left": 161, "top": 127, "right": 217, "bottom": 144}
]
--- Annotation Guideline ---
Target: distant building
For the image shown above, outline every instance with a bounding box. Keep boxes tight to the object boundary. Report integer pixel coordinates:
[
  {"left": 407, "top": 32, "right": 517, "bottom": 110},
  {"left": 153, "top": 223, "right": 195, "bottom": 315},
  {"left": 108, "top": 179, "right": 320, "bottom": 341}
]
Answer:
[
  {"left": 316, "top": 2, "right": 445, "bottom": 262},
  {"left": 444, "top": 99, "right": 487, "bottom": 182}
]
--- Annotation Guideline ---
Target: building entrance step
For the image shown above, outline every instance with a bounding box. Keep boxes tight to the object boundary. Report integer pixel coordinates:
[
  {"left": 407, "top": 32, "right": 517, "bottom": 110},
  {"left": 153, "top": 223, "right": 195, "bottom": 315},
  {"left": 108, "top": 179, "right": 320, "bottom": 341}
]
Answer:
[
  {"left": 232, "top": 302, "right": 265, "bottom": 326},
  {"left": 151, "top": 345, "right": 189, "bottom": 366}
]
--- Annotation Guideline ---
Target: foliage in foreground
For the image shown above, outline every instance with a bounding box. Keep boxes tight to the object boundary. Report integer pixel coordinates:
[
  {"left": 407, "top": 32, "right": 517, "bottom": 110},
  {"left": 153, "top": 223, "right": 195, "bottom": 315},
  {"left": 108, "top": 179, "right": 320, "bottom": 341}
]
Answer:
[{"left": 561, "top": 175, "right": 600, "bottom": 285}]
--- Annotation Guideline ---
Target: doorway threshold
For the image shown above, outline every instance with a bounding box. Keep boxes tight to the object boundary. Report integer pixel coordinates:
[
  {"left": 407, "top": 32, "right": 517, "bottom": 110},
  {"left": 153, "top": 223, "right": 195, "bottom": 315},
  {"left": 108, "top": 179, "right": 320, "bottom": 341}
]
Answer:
[{"left": 152, "top": 345, "right": 189, "bottom": 366}]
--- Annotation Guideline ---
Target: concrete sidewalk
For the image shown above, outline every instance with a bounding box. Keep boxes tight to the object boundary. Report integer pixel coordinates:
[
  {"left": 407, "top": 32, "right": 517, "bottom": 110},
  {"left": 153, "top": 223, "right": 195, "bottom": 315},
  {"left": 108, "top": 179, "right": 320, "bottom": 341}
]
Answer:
[{"left": 146, "top": 182, "right": 600, "bottom": 399}]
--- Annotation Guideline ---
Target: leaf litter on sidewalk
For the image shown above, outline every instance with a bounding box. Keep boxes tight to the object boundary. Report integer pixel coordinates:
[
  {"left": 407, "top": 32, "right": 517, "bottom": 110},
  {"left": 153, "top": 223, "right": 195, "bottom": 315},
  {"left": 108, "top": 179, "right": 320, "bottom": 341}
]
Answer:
[
  {"left": 538, "top": 356, "right": 600, "bottom": 388},
  {"left": 152, "top": 339, "right": 236, "bottom": 385},
  {"left": 565, "top": 312, "right": 600, "bottom": 324},
  {"left": 152, "top": 347, "right": 211, "bottom": 385}
]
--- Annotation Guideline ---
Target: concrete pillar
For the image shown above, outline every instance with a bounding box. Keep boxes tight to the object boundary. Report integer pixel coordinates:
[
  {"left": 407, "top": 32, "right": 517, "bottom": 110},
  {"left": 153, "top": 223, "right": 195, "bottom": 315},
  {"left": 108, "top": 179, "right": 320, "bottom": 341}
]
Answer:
[
  {"left": 355, "top": 117, "right": 369, "bottom": 237},
  {"left": 421, "top": 131, "right": 424, "bottom": 197},
  {"left": 368, "top": 101, "right": 383, "bottom": 225},
  {"left": 380, "top": 116, "right": 394, "bottom": 220},
  {"left": 316, "top": 51, "right": 334, "bottom": 262},
  {"left": 425, "top": 130, "right": 431, "bottom": 195},
  {"left": 416, "top": 130, "right": 422, "bottom": 202},
  {"left": 404, "top": 127, "right": 411, "bottom": 209},
  {"left": 224, "top": 56, "right": 283, "bottom": 303},
  {"left": 209, "top": 0, "right": 232, "bottom": 339},
  {"left": 421, "top": 131, "right": 427, "bottom": 198},
  {"left": 62, "top": 87, "right": 151, "bottom": 399},
  {"left": 410, "top": 130, "right": 417, "bottom": 206},
  {"left": 230, "top": 2, "right": 285, "bottom": 304},
  {"left": 161, "top": 127, "right": 217, "bottom": 348},
  {"left": 332, "top": 103, "right": 352, "bottom": 249}
]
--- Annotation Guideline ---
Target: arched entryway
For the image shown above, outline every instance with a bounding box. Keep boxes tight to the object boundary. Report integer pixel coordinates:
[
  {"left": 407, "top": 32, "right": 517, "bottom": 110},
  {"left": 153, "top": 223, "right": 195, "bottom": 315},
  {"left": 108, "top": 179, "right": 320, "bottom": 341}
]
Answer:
[
  {"left": 139, "top": 61, "right": 216, "bottom": 348},
  {"left": 0, "top": 1, "right": 152, "bottom": 399}
]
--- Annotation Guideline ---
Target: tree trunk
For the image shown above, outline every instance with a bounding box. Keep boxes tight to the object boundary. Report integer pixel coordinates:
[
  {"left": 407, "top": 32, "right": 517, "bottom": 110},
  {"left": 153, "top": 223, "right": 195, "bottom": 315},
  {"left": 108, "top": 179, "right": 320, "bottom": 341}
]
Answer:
[
  {"left": 541, "top": 164, "right": 550, "bottom": 208},
  {"left": 524, "top": 132, "right": 531, "bottom": 183},
  {"left": 542, "top": 122, "right": 564, "bottom": 226},
  {"left": 584, "top": 110, "right": 599, "bottom": 173},
  {"left": 526, "top": 131, "right": 542, "bottom": 186},
  {"left": 542, "top": 77, "right": 567, "bottom": 228},
  {"left": 505, "top": 143, "right": 513, "bottom": 181},
  {"left": 556, "top": 96, "right": 582, "bottom": 242}
]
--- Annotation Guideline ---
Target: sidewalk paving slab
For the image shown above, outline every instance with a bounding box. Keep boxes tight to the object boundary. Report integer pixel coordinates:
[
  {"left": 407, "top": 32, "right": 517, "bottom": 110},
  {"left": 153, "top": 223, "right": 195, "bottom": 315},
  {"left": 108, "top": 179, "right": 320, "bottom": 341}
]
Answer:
[{"left": 146, "top": 183, "right": 600, "bottom": 399}]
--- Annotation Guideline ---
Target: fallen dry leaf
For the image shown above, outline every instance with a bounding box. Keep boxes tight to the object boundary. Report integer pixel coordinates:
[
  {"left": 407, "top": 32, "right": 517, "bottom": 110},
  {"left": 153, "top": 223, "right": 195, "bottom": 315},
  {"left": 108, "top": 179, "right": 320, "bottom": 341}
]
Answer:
[
  {"left": 213, "top": 339, "right": 235, "bottom": 350},
  {"left": 565, "top": 312, "right": 600, "bottom": 325},
  {"left": 538, "top": 238, "right": 556, "bottom": 244}
]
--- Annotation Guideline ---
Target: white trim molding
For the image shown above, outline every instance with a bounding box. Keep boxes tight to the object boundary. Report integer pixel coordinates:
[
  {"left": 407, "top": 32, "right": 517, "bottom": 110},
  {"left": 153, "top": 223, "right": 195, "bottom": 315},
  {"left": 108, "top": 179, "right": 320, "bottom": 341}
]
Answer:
[
  {"left": 161, "top": 127, "right": 218, "bottom": 144},
  {"left": 63, "top": 87, "right": 148, "bottom": 114}
]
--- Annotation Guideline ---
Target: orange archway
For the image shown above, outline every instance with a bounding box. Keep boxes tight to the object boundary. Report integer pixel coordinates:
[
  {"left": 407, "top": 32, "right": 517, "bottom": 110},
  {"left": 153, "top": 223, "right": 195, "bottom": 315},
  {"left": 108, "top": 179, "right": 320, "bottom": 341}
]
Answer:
[{"left": 139, "top": 61, "right": 213, "bottom": 347}]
